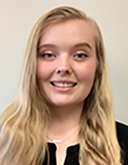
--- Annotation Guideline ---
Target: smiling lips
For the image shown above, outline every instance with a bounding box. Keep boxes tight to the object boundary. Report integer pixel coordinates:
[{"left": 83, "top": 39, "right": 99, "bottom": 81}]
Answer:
[{"left": 50, "top": 81, "right": 77, "bottom": 88}]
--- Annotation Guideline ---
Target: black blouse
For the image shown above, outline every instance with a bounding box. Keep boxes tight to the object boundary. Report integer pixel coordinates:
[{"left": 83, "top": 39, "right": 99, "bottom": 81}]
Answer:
[{"left": 43, "top": 122, "right": 128, "bottom": 165}]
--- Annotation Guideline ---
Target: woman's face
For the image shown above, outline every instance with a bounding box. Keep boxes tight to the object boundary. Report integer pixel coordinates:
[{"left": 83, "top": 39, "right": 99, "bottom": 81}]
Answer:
[{"left": 37, "top": 19, "right": 97, "bottom": 108}]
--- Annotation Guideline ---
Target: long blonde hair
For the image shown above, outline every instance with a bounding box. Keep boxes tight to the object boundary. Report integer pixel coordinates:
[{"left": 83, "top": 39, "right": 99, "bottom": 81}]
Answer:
[{"left": 0, "top": 6, "right": 121, "bottom": 165}]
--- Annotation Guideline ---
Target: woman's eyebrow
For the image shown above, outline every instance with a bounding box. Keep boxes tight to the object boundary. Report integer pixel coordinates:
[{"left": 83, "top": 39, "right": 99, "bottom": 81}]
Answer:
[
  {"left": 37, "top": 44, "right": 56, "bottom": 50},
  {"left": 73, "top": 42, "right": 93, "bottom": 50}
]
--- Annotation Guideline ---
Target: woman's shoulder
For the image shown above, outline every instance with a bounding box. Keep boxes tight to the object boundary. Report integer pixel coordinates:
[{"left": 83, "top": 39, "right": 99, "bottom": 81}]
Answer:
[
  {"left": 116, "top": 121, "right": 128, "bottom": 165},
  {"left": 116, "top": 121, "right": 128, "bottom": 144}
]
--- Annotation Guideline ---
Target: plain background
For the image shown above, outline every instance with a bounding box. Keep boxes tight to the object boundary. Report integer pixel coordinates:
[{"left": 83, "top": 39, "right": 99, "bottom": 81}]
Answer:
[{"left": 0, "top": 0, "right": 128, "bottom": 124}]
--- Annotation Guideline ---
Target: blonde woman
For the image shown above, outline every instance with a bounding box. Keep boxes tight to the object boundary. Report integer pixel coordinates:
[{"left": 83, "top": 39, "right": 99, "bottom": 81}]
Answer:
[{"left": 0, "top": 6, "right": 128, "bottom": 165}]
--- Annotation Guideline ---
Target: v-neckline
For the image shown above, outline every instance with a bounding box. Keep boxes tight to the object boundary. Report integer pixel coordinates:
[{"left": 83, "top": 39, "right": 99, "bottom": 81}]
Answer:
[{"left": 47, "top": 143, "right": 80, "bottom": 165}]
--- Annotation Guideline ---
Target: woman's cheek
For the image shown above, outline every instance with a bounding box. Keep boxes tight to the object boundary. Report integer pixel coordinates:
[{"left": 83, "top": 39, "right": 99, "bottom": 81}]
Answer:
[
  {"left": 77, "top": 63, "right": 96, "bottom": 82},
  {"left": 36, "top": 61, "right": 50, "bottom": 80}
]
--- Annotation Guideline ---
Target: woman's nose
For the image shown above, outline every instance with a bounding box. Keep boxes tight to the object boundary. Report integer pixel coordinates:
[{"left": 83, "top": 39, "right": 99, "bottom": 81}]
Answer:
[{"left": 55, "top": 55, "right": 72, "bottom": 75}]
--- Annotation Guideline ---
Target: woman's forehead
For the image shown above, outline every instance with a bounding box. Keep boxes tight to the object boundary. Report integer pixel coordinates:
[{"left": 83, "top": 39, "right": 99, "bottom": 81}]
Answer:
[{"left": 38, "top": 19, "right": 95, "bottom": 51}]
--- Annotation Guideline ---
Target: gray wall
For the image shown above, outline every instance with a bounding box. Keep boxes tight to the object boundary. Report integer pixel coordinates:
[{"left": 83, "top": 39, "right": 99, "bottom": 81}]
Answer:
[{"left": 0, "top": 0, "right": 128, "bottom": 124}]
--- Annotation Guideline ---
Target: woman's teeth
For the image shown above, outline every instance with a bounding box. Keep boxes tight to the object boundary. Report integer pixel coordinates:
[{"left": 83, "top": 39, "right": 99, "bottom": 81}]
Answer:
[{"left": 52, "top": 82, "right": 76, "bottom": 88}]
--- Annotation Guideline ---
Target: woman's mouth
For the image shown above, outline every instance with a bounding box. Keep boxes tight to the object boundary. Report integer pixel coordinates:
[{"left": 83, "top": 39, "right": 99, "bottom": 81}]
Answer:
[{"left": 50, "top": 81, "right": 77, "bottom": 88}]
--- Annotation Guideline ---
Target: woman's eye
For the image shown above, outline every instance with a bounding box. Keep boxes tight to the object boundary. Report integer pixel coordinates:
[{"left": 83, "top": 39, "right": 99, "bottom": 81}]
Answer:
[
  {"left": 74, "top": 53, "right": 88, "bottom": 59},
  {"left": 40, "top": 53, "right": 56, "bottom": 60},
  {"left": 42, "top": 53, "right": 54, "bottom": 58}
]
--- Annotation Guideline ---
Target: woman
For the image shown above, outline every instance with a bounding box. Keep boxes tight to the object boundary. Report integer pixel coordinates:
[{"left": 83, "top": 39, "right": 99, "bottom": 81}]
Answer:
[{"left": 0, "top": 6, "right": 128, "bottom": 165}]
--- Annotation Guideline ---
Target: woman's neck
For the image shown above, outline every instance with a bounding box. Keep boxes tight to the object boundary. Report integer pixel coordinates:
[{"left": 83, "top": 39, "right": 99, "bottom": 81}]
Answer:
[{"left": 47, "top": 102, "right": 83, "bottom": 137}]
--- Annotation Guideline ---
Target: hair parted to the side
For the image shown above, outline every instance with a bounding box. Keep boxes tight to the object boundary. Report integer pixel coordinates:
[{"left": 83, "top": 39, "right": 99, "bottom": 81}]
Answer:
[{"left": 0, "top": 6, "right": 122, "bottom": 165}]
